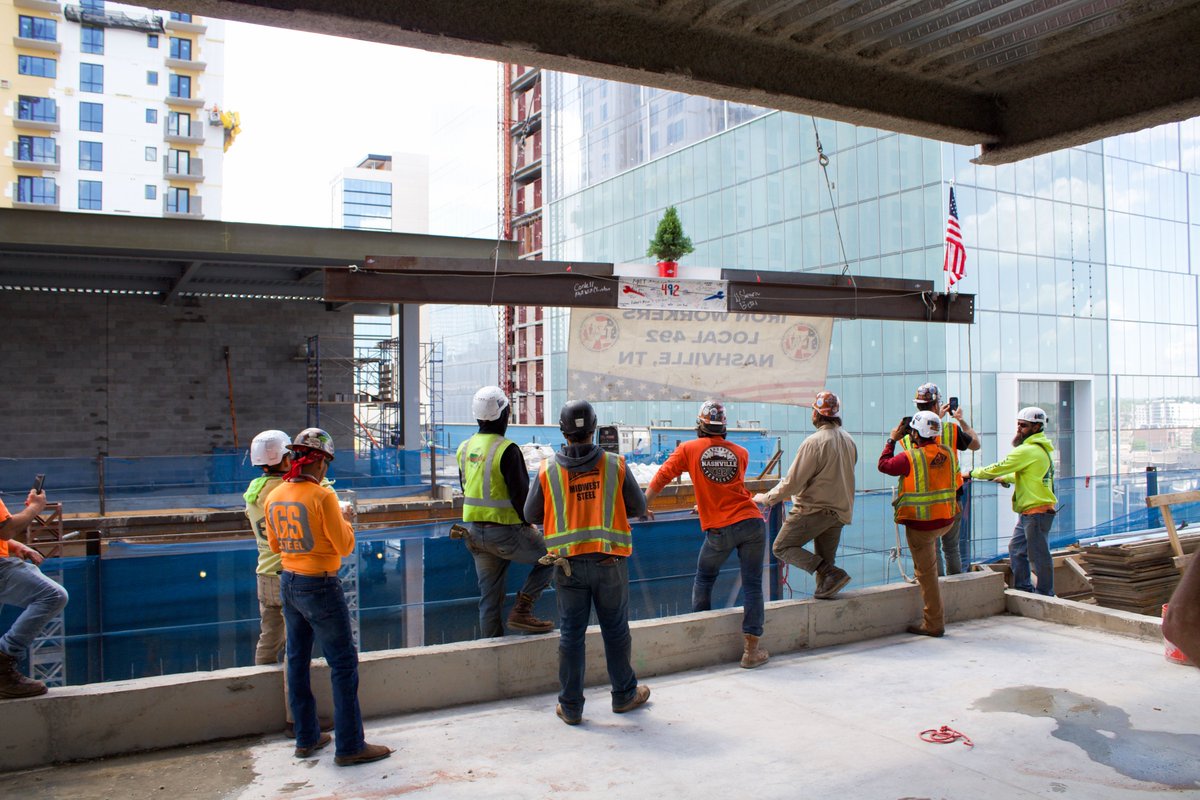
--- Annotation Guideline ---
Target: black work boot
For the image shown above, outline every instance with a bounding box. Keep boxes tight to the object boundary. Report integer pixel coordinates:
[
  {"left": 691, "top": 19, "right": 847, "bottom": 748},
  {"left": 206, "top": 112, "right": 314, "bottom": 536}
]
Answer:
[
  {"left": 0, "top": 650, "right": 47, "bottom": 699},
  {"left": 507, "top": 592, "right": 554, "bottom": 633}
]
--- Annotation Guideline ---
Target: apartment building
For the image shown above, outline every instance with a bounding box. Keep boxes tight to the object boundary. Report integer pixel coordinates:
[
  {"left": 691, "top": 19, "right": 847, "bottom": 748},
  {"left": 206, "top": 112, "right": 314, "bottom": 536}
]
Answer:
[{"left": 2, "top": 1, "right": 224, "bottom": 217}]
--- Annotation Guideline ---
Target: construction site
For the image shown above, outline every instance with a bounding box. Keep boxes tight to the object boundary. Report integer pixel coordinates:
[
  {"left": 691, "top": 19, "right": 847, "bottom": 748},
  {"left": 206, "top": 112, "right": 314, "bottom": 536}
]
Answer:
[{"left": 3, "top": 1, "right": 1200, "bottom": 797}]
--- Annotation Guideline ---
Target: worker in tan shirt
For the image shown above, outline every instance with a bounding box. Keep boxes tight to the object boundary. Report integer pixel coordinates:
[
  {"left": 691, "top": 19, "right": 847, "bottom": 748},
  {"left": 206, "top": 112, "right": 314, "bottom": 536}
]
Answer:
[
  {"left": 753, "top": 391, "right": 857, "bottom": 600},
  {"left": 265, "top": 427, "right": 391, "bottom": 768}
]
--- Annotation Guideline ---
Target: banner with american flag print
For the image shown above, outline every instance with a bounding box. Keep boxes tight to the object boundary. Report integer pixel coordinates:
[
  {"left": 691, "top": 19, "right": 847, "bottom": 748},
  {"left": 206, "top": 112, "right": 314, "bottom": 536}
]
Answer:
[{"left": 943, "top": 186, "right": 966, "bottom": 287}]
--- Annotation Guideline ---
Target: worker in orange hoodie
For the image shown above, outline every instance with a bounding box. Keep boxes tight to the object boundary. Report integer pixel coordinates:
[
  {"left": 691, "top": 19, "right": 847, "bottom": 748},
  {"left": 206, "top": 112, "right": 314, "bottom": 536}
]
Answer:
[
  {"left": 645, "top": 400, "right": 769, "bottom": 669},
  {"left": 265, "top": 428, "right": 391, "bottom": 767}
]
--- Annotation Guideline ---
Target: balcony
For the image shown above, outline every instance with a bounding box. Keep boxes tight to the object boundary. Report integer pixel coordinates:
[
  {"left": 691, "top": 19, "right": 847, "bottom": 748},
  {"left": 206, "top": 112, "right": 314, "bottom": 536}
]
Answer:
[
  {"left": 165, "top": 56, "right": 206, "bottom": 72},
  {"left": 512, "top": 157, "right": 543, "bottom": 185},
  {"left": 13, "top": 104, "right": 59, "bottom": 132},
  {"left": 509, "top": 109, "right": 542, "bottom": 137},
  {"left": 12, "top": 35, "right": 62, "bottom": 54},
  {"left": 14, "top": 0, "right": 60, "bottom": 12},
  {"left": 508, "top": 67, "right": 539, "bottom": 92},
  {"left": 11, "top": 183, "right": 58, "bottom": 210},
  {"left": 12, "top": 144, "right": 60, "bottom": 171},
  {"left": 163, "top": 155, "right": 203, "bottom": 182},
  {"left": 163, "top": 194, "right": 202, "bottom": 219},
  {"left": 163, "top": 121, "right": 203, "bottom": 144},
  {"left": 64, "top": 4, "right": 163, "bottom": 32},
  {"left": 164, "top": 17, "right": 206, "bottom": 34},
  {"left": 165, "top": 93, "right": 204, "bottom": 109}
]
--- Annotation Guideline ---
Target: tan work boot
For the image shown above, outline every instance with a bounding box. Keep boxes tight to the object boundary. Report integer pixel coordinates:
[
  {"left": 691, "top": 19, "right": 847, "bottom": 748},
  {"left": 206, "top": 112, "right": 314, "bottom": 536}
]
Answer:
[
  {"left": 507, "top": 592, "right": 554, "bottom": 633},
  {"left": 335, "top": 742, "right": 393, "bottom": 767},
  {"left": 740, "top": 634, "right": 770, "bottom": 669},
  {"left": 813, "top": 565, "right": 851, "bottom": 600},
  {"left": 293, "top": 732, "right": 331, "bottom": 758},
  {"left": 0, "top": 650, "right": 47, "bottom": 699},
  {"left": 613, "top": 685, "right": 651, "bottom": 713}
]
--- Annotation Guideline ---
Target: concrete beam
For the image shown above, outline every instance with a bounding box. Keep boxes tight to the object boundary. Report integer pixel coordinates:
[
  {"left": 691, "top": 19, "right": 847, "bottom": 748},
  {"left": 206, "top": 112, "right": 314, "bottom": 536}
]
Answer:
[
  {"left": 0, "top": 572, "right": 1005, "bottom": 771},
  {"left": 1003, "top": 589, "right": 1166, "bottom": 643}
]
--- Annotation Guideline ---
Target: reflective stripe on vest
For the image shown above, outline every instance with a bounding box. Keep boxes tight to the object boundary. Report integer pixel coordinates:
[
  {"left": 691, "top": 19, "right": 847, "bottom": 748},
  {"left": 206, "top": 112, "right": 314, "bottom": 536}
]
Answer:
[
  {"left": 542, "top": 451, "right": 632, "bottom": 557},
  {"left": 894, "top": 443, "right": 958, "bottom": 523},
  {"left": 902, "top": 422, "right": 961, "bottom": 488},
  {"left": 457, "top": 433, "right": 521, "bottom": 524}
]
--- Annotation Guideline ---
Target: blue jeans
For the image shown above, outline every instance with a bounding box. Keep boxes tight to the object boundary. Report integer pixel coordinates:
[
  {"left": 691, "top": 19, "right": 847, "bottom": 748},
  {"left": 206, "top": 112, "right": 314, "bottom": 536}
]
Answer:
[
  {"left": 1010, "top": 511, "right": 1056, "bottom": 596},
  {"left": 693, "top": 517, "right": 766, "bottom": 636},
  {"left": 280, "top": 571, "right": 364, "bottom": 757},
  {"left": 0, "top": 558, "right": 69, "bottom": 658},
  {"left": 465, "top": 522, "right": 552, "bottom": 638},
  {"left": 555, "top": 555, "right": 638, "bottom": 716}
]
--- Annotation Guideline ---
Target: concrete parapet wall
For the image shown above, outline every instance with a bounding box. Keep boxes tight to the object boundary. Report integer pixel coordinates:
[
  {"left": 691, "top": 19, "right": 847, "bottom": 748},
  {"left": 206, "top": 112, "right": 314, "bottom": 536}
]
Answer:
[
  {"left": 0, "top": 572, "right": 1005, "bottom": 772},
  {"left": 1003, "top": 589, "right": 1164, "bottom": 642}
]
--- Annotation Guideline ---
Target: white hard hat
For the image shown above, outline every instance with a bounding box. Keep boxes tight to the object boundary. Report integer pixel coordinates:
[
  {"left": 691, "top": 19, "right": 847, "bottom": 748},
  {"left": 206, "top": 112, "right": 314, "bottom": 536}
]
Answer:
[
  {"left": 250, "top": 430, "right": 291, "bottom": 466},
  {"left": 910, "top": 411, "right": 942, "bottom": 440},
  {"left": 1017, "top": 407, "right": 1047, "bottom": 425},
  {"left": 472, "top": 385, "right": 510, "bottom": 422}
]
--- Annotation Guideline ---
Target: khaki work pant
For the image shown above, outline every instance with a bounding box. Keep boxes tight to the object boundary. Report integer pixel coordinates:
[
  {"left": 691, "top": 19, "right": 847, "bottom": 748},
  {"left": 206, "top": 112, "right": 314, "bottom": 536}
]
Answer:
[
  {"left": 772, "top": 507, "right": 844, "bottom": 574},
  {"left": 256, "top": 572, "right": 292, "bottom": 725},
  {"left": 905, "top": 524, "right": 951, "bottom": 633}
]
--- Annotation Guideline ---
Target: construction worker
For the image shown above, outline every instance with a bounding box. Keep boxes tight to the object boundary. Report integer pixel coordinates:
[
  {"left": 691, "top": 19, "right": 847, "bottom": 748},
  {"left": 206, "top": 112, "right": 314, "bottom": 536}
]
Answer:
[
  {"left": 456, "top": 386, "right": 554, "bottom": 637},
  {"left": 970, "top": 407, "right": 1058, "bottom": 596},
  {"left": 265, "top": 428, "right": 391, "bottom": 767},
  {"left": 245, "top": 430, "right": 293, "bottom": 666},
  {"left": 0, "top": 486, "right": 67, "bottom": 698},
  {"left": 1163, "top": 554, "right": 1200, "bottom": 666},
  {"left": 903, "top": 382, "right": 981, "bottom": 575},
  {"left": 878, "top": 411, "right": 960, "bottom": 637},
  {"left": 644, "top": 400, "right": 769, "bottom": 669},
  {"left": 525, "top": 400, "right": 650, "bottom": 725},
  {"left": 753, "top": 390, "right": 857, "bottom": 600}
]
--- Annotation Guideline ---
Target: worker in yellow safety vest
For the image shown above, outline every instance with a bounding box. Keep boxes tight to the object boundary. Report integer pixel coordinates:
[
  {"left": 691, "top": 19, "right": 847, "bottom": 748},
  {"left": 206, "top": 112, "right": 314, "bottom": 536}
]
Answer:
[
  {"left": 455, "top": 386, "right": 554, "bottom": 637},
  {"left": 878, "top": 411, "right": 960, "bottom": 638},
  {"left": 525, "top": 400, "right": 650, "bottom": 726}
]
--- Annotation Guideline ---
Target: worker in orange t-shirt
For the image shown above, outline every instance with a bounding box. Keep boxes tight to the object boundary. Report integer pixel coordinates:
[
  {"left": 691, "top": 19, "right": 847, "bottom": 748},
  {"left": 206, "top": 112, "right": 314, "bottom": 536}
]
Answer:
[
  {"left": 645, "top": 400, "right": 769, "bottom": 669},
  {"left": 0, "top": 487, "right": 68, "bottom": 698},
  {"left": 265, "top": 428, "right": 391, "bottom": 768}
]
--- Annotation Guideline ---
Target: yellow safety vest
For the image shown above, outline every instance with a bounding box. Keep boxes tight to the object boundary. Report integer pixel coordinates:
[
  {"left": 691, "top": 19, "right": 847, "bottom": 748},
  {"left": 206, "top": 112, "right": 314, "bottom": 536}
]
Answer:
[
  {"left": 457, "top": 433, "right": 522, "bottom": 525},
  {"left": 540, "top": 451, "right": 632, "bottom": 558}
]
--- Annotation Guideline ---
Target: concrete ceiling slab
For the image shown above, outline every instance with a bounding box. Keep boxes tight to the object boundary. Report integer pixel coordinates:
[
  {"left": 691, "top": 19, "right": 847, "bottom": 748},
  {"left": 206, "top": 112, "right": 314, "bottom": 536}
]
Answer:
[{"left": 171, "top": 0, "right": 1200, "bottom": 163}]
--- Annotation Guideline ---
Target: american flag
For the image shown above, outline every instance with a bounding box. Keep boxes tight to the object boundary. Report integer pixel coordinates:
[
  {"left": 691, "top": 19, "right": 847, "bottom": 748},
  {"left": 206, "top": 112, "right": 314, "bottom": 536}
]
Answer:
[{"left": 943, "top": 187, "right": 966, "bottom": 287}]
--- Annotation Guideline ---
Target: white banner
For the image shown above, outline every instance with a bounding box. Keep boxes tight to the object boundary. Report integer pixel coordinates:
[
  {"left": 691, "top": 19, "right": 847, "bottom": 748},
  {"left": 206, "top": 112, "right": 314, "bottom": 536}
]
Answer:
[
  {"left": 617, "top": 277, "right": 728, "bottom": 311},
  {"left": 568, "top": 309, "right": 832, "bottom": 405}
]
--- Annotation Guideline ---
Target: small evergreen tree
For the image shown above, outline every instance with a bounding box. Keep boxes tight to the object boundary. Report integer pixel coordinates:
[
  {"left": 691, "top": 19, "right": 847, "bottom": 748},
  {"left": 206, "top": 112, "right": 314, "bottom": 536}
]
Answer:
[{"left": 646, "top": 206, "right": 694, "bottom": 263}]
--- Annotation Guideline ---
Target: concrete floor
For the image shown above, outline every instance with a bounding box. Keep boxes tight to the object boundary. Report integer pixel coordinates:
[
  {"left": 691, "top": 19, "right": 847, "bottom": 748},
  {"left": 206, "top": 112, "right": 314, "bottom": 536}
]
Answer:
[{"left": 3, "top": 615, "right": 1198, "bottom": 799}]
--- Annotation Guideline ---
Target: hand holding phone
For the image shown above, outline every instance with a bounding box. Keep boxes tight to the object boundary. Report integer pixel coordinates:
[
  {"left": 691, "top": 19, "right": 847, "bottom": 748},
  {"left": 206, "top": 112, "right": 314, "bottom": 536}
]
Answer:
[
  {"left": 948, "top": 397, "right": 959, "bottom": 414},
  {"left": 33, "top": 474, "right": 45, "bottom": 493}
]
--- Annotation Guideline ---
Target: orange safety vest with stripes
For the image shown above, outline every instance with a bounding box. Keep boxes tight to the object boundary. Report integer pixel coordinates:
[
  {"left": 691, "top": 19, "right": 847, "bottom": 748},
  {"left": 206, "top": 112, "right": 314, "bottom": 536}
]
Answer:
[
  {"left": 538, "top": 451, "right": 632, "bottom": 558},
  {"left": 893, "top": 443, "right": 960, "bottom": 524},
  {"left": 901, "top": 420, "right": 963, "bottom": 489}
]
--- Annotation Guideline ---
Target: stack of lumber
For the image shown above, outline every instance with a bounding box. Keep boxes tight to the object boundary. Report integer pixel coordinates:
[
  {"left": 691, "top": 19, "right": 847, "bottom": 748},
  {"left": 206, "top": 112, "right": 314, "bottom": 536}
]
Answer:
[{"left": 1078, "top": 532, "right": 1200, "bottom": 615}]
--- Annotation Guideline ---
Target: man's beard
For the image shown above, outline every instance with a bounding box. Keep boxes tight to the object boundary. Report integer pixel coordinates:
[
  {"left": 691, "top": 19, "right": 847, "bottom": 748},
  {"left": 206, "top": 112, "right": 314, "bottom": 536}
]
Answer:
[{"left": 1012, "top": 431, "right": 1028, "bottom": 447}]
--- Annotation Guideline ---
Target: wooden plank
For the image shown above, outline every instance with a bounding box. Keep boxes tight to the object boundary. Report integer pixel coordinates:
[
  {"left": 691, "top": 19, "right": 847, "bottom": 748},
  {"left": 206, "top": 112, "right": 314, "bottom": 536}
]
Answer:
[
  {"left": 1176, "top": 553, "right": 1194, "bottom": 570},
  {"left": 1146, "top": 489, "right": 1200, "bottom": 508},
  {"left": 1064, "top": 555, "right": 1090, "bottom": 580},
  {"left": 1160, "top": 505, "right": 1186, "bottom": 561}
]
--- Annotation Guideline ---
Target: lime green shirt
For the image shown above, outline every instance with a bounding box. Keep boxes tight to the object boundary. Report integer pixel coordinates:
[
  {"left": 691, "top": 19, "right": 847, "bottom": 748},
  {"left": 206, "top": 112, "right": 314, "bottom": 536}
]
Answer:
[
  {"left": 245, "top": 474, "right": 284, "bottom": 575},
  {"left": 971, "top": 432, "right": 1057, "bottom": 513}
]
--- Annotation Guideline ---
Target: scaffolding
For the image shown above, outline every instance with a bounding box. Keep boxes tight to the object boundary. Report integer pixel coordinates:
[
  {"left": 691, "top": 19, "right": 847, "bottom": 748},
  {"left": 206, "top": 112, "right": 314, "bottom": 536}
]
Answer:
[
  {"left": 305, "top": 335, "right": 403, "bottom": 458},
  {"left": 419, "top": 340, "right": 446, "bottom": 484},
  {"left": 26, "top": 503, "right": 66, "bottom": 687}
]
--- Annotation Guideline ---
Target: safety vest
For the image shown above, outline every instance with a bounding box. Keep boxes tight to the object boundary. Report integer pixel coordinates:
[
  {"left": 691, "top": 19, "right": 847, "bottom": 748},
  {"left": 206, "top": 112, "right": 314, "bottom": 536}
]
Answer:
[
  {"left": 539, "top": 451, "right": 632, "bottom": 558},
  {"left": 893, "top": 443, "right": 960, "bottom": 524},
  {"left": 456, "top": 433, "right": 522, "bottom": 525},
  {"left": 902, "top": 420, "right": 962, "bottom": 489}
]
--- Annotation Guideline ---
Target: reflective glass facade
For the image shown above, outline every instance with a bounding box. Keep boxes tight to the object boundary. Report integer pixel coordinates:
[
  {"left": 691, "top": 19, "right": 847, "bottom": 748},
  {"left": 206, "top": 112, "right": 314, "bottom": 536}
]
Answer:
[{"left": 537, "top": 77, "right": 1200, "bottom": 496}]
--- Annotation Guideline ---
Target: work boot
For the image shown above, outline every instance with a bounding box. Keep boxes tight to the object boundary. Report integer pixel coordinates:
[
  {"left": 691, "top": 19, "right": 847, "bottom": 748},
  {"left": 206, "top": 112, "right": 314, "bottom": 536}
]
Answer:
[
  {"left": 0, "top": 650, "right": 47, "bottom": 699},
  {"left": 556, "top": 704, "right": 582, "bottom": 726},
  {"left": 334, "top": 742, "right": 393, "bottom": 767},
  {"left": 507, "top": 592, "right": 554, "bottom": 633},
  {"left": 813, "top": 565, "right": 851, "bottom": 600},
  {"left": 293, "top": 732, "right": 331, "bottom": 758},
  {"left": 285, "top": 718, "right": 334, "bottom": 737},
  {"left": 613, "top": 685, "right": 651, "bottom": 713},
  {"left": 740, "top": 634, "right": 769, "bottom": 669}
]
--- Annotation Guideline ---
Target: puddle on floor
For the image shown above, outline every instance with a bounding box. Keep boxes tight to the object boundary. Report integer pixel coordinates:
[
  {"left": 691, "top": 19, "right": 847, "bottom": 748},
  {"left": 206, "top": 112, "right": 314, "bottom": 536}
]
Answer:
[{"left": 973, "top": 686, "right": 1200, "bottom": 789}]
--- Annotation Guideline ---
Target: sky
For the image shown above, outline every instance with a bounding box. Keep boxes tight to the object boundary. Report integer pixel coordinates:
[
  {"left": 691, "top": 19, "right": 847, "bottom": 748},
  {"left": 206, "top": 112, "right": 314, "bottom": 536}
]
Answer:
[{"left": 221, "top": 22, "right": 499, "bottom": 235}]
